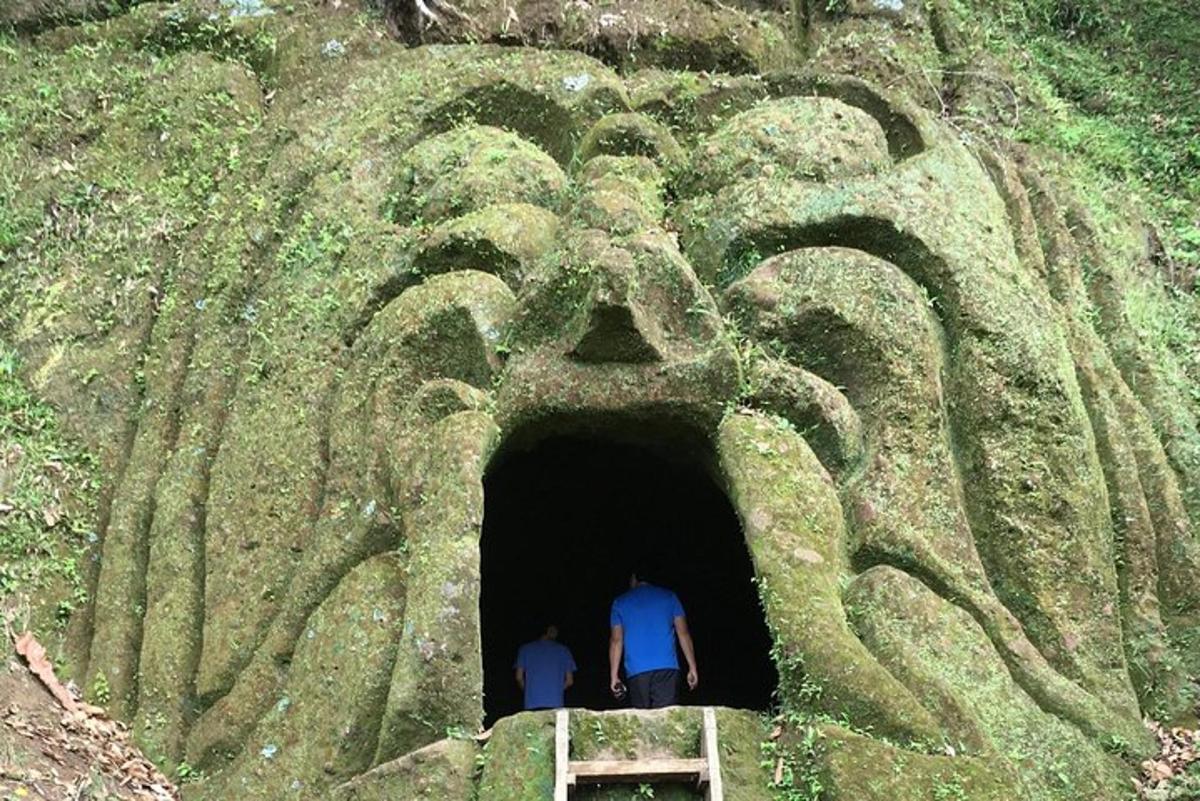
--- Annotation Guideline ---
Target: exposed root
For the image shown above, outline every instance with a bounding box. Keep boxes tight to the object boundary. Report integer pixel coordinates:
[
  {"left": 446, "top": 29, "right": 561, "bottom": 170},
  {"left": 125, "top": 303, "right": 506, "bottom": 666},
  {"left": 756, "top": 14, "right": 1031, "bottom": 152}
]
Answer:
[{"left": 387, "top": 0, "right": 476, "bottom": 44}]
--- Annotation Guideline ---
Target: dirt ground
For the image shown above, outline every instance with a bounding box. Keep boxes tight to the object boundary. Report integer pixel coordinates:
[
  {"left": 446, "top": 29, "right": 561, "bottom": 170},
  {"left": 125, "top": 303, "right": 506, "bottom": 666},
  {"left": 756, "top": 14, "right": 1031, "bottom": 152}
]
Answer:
[{"left": 0, "top": 631, "right": 178, "bottom": 801}]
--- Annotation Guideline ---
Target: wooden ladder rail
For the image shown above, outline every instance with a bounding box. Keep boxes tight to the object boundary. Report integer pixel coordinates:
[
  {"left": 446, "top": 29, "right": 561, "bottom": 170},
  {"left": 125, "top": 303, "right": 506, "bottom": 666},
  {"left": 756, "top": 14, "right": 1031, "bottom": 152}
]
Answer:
[{"left": 553, "top": 707, "right": 723, "bottom": 801}]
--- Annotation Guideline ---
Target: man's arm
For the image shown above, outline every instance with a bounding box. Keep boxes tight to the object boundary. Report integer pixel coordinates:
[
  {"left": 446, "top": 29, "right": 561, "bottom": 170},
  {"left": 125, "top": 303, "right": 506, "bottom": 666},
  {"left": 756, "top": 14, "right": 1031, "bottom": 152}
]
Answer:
[
  {"left": 674, "top": 616, "right": 699, "bottom": 690},
  {"left": 564, "top": 671, "right": 574, "bottom": 690},
  {"left": 515, "top": 667, "right": 525, "bottom": 690},
  {"left": 609, "top": 625, "right": 624, "bottom": 695}
]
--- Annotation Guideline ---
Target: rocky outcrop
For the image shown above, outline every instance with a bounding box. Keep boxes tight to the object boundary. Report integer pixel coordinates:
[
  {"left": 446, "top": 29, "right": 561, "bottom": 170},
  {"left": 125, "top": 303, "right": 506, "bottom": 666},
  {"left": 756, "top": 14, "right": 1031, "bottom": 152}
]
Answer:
[{"left": 2, "top": 1, "right": 1198, "bottom": 799}]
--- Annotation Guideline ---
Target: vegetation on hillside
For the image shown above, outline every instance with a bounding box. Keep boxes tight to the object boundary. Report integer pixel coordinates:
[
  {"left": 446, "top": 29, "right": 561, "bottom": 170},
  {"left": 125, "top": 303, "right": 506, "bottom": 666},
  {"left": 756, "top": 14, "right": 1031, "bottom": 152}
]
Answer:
[
  {"left": 0, "top": 348, "right": 97, "bottom": 630},
  {"left": 946, "top": 0, "right": 1199, "bottom": 385},
  {"left": 952, "top": 1, "right": 1198, "bottom": 268}
]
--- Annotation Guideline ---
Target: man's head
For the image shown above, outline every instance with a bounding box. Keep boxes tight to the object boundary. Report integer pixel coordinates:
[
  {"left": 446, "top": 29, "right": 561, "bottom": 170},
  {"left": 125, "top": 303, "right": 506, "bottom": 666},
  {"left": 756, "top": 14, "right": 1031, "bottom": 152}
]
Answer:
[
  {"left": 629, "top": 555, "right": 660, "bottom": 588},
  {"left": 542, "top": 623, "right": 559, "bottom": 640}
]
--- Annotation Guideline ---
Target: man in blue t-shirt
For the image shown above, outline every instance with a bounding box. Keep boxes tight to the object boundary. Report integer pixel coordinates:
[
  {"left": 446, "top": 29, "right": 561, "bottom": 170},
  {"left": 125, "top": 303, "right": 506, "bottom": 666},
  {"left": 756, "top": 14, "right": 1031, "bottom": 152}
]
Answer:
[
  {"left": 608, "top": 565, "right": 699, "bottom": 709},
  {"left": 514, "top": 623, "right": 577, "bottom": 710}
]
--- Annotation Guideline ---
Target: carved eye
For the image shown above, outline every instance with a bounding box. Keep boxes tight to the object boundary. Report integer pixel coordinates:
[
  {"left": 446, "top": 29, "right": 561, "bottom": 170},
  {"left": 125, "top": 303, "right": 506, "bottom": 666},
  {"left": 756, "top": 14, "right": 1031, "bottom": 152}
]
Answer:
[{"left": 690, "top": 96, "right": 890, "bottom": 194}]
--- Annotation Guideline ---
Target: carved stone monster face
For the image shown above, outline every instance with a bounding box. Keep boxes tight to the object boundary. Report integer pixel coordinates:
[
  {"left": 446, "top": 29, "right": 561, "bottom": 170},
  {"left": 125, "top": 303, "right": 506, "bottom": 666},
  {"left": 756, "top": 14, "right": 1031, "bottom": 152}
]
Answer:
[{"left": 14, "top": 11, "right": 1199, "bottom": 801}]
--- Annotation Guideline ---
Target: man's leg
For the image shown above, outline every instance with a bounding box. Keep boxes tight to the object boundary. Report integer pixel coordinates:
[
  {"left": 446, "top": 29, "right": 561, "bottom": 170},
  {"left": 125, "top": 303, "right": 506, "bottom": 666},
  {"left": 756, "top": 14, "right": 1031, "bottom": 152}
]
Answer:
[
  {"left": 627, "top": 672, "right": 653, "bottom": 709},
  {"left": 647, "top": 669, "right": 680, "bottom": 708}
]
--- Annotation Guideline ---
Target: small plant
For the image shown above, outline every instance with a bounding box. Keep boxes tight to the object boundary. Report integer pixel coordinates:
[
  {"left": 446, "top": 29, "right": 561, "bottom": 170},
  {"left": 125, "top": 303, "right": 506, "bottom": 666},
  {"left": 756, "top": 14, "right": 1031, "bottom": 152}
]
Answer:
[
  {"left": 91, "top": 672, "right": 111, "bottom": 706},
  {"left": 176, "top": 761, "right": 204, "bottom": 784},
  {"left": 761, "top": 720, "right": 824, "bottom": 801},
  {"left": 445, "top": 724, "right": 472, "bottom": 740},
  {"left": 932, "top": 778, "right": 968, "bottom": 801}
]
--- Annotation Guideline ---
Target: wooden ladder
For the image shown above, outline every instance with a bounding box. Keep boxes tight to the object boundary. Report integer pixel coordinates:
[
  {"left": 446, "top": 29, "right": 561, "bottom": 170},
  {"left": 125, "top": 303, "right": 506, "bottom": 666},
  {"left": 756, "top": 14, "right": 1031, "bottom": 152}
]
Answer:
[{"left": 553, "top": 707, "right": 724, "bottom": 801}]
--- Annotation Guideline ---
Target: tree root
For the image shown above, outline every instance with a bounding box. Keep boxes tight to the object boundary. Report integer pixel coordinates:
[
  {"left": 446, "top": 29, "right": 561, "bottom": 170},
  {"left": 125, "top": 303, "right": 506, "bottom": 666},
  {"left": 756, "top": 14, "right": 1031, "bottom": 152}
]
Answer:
[{"left": 388, "top": 0, "right": 475, "bottom": 43}]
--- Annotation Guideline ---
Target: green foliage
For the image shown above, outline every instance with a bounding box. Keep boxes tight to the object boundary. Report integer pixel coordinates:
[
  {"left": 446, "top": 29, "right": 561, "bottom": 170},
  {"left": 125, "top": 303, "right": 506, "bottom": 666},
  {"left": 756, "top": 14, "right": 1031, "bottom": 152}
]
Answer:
[
  {"left": 175, "top": 761, "right": 205, "bottom": 784},
  {"left": 947, "top": 0, "right": 1200, "bottom": 418},
  {"left": 90, "top": 669, "right": 111, "bottom": 705},
  {"left": 965, "top": 0, "right": 1200, "bottom": 273},
  {"left": 0, "top": 348, "right": 96, "bottom": 612},
  {"left": 932, "top": 778, "right": 969, "bottom": 801},
  {"left": 760, "top": 715, "right": 824, "bottom": 801},
  {"left": 276, "top": 212, "right": 353, "bottom": 275}
]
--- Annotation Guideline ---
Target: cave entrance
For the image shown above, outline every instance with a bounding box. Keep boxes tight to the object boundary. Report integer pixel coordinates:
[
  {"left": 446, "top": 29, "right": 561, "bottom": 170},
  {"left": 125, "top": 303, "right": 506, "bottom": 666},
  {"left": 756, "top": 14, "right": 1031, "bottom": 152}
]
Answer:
[{"left": 480, "top": 430, "right": 777, "bottom": 727}]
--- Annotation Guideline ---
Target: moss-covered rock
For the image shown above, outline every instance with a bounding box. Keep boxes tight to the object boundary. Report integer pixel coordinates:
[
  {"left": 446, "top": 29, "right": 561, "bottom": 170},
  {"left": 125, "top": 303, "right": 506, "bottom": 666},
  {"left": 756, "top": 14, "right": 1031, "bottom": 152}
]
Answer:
[
  {"left": 476, "top": 708, "right": 771, "bottom": 801},
  {"left": 5, "top": 5, "right": 1198, "bottom": 800},
  {"left": 717, "top": 411, "right": 942, "bottom": 744},
  {"left": 373, "top": 410, "right": 500, "bottom": 761},
  {"left": 797, "top": 1, "right": 945, "bottom": 109},
  {"left": 386, "top": 126, "right": 568, "bottom": 226},
  {"left": 332, "top": 738, "right": 477, "bottom": 801},
  {"left": 689, "top": 96, "right": 890, "bottom": 193},
  {"left": 846, "top": 565, "right": 1131, "bottom": 800},
  {"left": 193, "top": 553, "right": 407, "bottom": 801},
  {"left": 476, "top": 711, "right": 556, "bottom": 801},
  {"left": 411, "top": 203, "right": 560, "bottom": 290},
  {"left": 388, "top": 0, "right": 795, "bottom": 75},
  {"left": 574, "top": 155, "right": 667, "bottom": 234},
  {"left": 626, "top": 69, "right": 769, "bottom": 135},
  {"left": 578, "top": 112, "right": 685, "bottom": 169},
  {"left": 742, "top": 357, "right": 865, "bottom": 477},
  {"left": 685, "top": 134, "right": 1151, "bottom": 748},
  {"left": 810, "top": 724, "right": 1018, "bottom": 801}
]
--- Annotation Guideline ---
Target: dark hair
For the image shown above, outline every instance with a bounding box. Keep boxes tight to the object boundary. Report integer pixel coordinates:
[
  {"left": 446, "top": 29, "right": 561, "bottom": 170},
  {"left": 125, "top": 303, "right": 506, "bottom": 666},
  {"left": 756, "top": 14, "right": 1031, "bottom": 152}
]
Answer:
[{"left": 631, "top": 553, "right": 662, "bottom": 585}]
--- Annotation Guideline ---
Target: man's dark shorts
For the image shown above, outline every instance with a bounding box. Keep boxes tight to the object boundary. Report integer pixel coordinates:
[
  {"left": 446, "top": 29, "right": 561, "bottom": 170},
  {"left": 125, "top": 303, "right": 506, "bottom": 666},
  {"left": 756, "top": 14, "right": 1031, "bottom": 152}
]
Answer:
[{"left": 628, "top": 668, "right": 679, "bottom": 709}]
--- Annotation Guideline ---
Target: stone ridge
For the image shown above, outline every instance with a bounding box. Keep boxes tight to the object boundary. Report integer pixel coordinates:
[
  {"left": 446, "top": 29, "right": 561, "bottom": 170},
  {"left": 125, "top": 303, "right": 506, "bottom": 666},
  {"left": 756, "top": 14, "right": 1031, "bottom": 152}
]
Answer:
[{"left": 1, "top": 1, "right": 1198, "bottom": 800}]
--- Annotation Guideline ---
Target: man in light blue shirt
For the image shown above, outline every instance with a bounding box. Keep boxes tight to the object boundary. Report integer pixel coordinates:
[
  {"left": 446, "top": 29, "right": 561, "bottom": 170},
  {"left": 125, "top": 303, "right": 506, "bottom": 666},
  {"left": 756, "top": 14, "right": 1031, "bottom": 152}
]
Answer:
[
  {"left": 514, "top": 624, "right": 577, "bottom": 710},
  {"left": 608, "top": 563, "right": 699, "bottom": 709}
]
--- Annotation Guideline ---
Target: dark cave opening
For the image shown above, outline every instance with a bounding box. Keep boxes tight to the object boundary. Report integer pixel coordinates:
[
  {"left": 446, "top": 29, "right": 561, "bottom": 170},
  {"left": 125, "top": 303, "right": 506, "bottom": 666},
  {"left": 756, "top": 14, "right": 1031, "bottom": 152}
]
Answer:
[{"left": 480, "top": 433, "right": 778, "bottom": 727}]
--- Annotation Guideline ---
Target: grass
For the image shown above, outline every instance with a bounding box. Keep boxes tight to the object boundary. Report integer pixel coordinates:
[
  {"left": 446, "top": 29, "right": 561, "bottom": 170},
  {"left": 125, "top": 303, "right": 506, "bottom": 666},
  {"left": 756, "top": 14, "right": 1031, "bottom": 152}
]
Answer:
[
  {"left": 959, "top": 1, "right": 1199, "bottom": 265},
  {"left": 0, "top": 347, "right": 97, "bottom": 626},
  {"left": 942, "top": 0, "right": 1200, "bottom": 408}
]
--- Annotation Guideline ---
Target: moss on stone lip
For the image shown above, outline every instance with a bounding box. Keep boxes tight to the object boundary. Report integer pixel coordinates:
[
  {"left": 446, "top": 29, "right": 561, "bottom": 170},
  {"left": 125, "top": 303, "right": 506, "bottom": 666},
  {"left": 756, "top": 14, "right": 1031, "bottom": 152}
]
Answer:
[{"left": 3, "top": 2, "right": 1199, "bottom": 799}]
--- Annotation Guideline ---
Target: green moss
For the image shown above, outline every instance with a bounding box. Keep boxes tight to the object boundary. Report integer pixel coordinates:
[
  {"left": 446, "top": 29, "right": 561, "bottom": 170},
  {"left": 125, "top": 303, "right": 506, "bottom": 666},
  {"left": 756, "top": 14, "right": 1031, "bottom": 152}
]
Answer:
[
  {"left": 373, "top": 411, "right": 500, "bottom": 762},
  {"left": 801, "top": 14, "right": 944, "bottom": 109},
  {"left": 846, "top": 565, "right": 1130, "bottom": 800},
  {"left": 385, "top": 126, "right": 568, "bottom": 226},
  {"left": 569, "top": 709, "right": 699, "bottom": 761},
  {"left": 717, "top": 411, "right": 943, "bottom": 745},
  {"left": 332, "top": 738, "right": 477, "bottom": 801},
  {"left": 742, "top": 357, "right": 865, "bottom": 477},
  {"left": 0, "top": 347, "right": 97, "bottom": 641},
  {"left": 688, "top": 96, "right": 890, "bottom": 194},
  {"left": 573, "top": 155, "right": 667, "bottom": 234},
  {"left": 578, "top": 112, "right": 685, "bottom": 169},
  {"left": 810, "top": 724, "right": 1017, "bottom": 801},
  {"left": 951, "top": 0, "right": 1200, "bottom": 276},
  {"left": 412, "top": 202, "right": 560, "bottom": 289},
  {"left": 191, "top": 554, "right": 407, "bottom": 801},
  {"left": 477, "top": 709, "right": 769, "bottom": 801},
  {"left": 625, "top": 69, "right": 768, "bottom": 136},
  {"left": 476, "top": 711, "right": 556, "bottom": 801}
]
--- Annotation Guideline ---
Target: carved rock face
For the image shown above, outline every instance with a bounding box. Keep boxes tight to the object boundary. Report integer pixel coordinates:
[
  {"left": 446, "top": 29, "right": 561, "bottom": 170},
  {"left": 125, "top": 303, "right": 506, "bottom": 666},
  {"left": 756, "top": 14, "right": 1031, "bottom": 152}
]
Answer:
[{"left": 4, "top": 2, "right": 1200, "bottom": 800}]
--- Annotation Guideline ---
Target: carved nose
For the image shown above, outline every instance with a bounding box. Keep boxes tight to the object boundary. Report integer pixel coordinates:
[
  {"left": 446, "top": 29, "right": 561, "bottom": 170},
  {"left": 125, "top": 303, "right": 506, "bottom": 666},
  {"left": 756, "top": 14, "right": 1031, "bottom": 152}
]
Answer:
[{"left": 570, "top": 254, "right": 664, "bottom": 364}]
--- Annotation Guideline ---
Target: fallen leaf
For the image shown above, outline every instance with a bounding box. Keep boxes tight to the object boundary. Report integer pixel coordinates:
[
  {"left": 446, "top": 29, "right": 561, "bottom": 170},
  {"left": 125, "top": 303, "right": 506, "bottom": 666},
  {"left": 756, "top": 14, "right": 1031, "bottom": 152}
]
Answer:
[{"left": 13, "top": 631, "right": 79, "bottom": 712}]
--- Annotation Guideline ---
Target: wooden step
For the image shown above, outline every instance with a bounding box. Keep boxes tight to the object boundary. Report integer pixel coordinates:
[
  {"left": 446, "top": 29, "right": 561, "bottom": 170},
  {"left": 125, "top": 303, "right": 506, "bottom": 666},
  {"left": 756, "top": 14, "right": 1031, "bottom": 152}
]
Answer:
[
  {"left": 569, "top": 757, "right": 709, "bottom": 785},
  {"left": 554, "top": 707, "right": 724, "bottom": 800}
]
